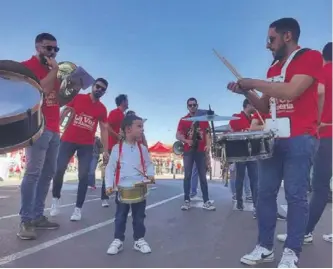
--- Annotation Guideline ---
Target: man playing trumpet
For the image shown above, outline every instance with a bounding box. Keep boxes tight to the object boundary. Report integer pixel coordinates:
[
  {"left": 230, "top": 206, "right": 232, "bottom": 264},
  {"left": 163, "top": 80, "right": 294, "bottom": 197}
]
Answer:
[{"left": 50, "top": 78, "right": 109, "bottom": 221}]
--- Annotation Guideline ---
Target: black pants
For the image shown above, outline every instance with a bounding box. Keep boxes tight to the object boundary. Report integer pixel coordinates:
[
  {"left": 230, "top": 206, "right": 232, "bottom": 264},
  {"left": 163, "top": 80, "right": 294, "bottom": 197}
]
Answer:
[
  {"left": 52, "top": 141, "right": 93, "bottom": 208},
  {"left": 100, "top": 148, "right": 112, "bottom": 200},
  {"left": 183, "top": 151, "right": 209, "bottom": 202},
  {"left": 114, "top": 193, "right": 146, "bottom": 241},
  {"left": 235, "top": 161, "right": 258, "bottom": 207}
]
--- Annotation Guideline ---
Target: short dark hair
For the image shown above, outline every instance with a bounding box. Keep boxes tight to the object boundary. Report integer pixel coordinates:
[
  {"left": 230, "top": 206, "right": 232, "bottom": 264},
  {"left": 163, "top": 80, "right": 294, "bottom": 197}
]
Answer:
[
  {"left": 243, "top": 99, "right": 250, "bottom": 109},
  {"left": 35, "top": 33, "right": 56, "bottom": 43},
  {"left": 95, "top": 78, "right": 108, "bottom": 88},
  {"left": 121, "top": 115, "right": 142, "bottom": 133},
  {"left": 269, "top": 18, "right": 300, "bottom": 43},
  {"left": 115, "top": 94, "right": 127, "bottom": 107},
  {"left": 322, "top": 42, "right": 332, "bottom": 62},
  {"left": 187, "top": 97, "right": 197, "bottom": 105},
  {"left": 126, "top": 110, "right": 136, "bottom": 116}
]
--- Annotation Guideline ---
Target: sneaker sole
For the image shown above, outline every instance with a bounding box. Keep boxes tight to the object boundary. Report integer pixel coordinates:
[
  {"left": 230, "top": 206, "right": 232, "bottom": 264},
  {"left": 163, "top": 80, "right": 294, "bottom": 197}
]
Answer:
[
  {"left": 277, "top": 238, "right": 313, "bottom": 244},
  {"left": 134, "top": 246, "right": 151, "bottom": 254},
  {"left": 16, "top": 233, "right": 36, "bottom": 240},
  {"left": 240, "top": 256, "right": 274, "bottom": 266},
  {"left": 34, "top": 226, "right": 59, "bottom": 230},
  {"left": 107, "top": 246, "right": 124, "bottom": 255}
]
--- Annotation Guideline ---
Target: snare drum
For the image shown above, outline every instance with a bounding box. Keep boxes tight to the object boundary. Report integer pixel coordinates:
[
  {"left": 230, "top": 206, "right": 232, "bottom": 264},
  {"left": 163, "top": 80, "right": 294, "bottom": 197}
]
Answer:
[
  {"left": 0, "top": 61, "right": 44, "bottom": 154},
  {"left": 216, "top": 130, "right": 274, "bottom": 162},
  {"left": 118, "top": 181, "right": 148, "bottom": 204}
]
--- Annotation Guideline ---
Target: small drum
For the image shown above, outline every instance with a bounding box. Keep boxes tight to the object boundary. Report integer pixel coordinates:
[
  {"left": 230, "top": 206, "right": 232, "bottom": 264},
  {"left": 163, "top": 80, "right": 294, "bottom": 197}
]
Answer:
[
  {"left": 118, "top": 181, "right": 148, "bottom": 204},
  {"left": 215, "top": 130, "right": 275, "bottom": 162},
  {"left": 0, "top": 60, "right": 44, "bottom": 154}
]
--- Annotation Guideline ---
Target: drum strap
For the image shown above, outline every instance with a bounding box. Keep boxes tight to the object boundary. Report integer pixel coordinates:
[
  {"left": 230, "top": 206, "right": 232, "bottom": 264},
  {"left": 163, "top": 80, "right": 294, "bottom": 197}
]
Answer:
[{"left": 114, "top": 141, "right": 146, "bottom": 187}]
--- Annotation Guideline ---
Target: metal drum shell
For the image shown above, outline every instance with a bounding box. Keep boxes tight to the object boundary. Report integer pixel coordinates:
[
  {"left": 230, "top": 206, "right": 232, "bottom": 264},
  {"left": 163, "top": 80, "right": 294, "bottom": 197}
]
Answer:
[
  {"left": 0, "top": 70, "right": 44, "bottom": 154},
  {"left": 118, "top": 184, "right": 148, "bottom": 204},
  {"left": 216, "top": 130, "right": 275, "bottom": 163}
]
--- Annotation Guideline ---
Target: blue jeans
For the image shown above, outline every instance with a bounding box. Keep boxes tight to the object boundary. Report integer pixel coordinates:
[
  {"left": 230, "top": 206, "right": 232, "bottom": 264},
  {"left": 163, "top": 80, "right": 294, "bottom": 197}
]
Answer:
[
  {"left": 52, "top": 141, "right": 93, "bottom": 208},
  {"left": 20, "top": 130, "right": 60, "bottom": 222},
  {"left": 306, "top": 138, "right": 332, "bottom": 234},
  {"left": 88, "top": 155, "right": 99, "bottom": 187},
  {"left": 190, "top": 163, "right": 199, "bottom": 196},
  {"left": 114, "top": 193, "right": 146, "bottom": 241},
  {"left": 235, "top": 161, "right": 258, "bottom": 206},
  {"left": 230, "top": 168, "right": 252, "bottom": 197},
  {"left": 183, "top": 151, "right": 209, "bottom": 202},
  {"left": 257, "top": 135, "right": 317, "bottom": 255}
]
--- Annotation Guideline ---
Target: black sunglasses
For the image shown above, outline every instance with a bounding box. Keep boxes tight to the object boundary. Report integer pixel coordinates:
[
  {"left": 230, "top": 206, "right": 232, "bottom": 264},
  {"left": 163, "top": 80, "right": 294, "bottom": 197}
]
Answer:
[
  {"left": 43, "top": 45, "right": 60, "bottom": 53},
  {"left": 95, "top": 84, "right": 107, "bottom": 91},
  {"left": 188, "top": 103, "right": 197, "bottom": 108}
]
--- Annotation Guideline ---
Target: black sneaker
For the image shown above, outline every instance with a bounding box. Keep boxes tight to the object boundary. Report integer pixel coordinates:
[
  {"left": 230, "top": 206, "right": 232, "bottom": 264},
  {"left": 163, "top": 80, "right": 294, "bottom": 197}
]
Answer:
[
  {"left": 32, "top": 216, "right": 60, "bottom": 230},
  {"left": 17, "top": 221, "right": 37, "bottom": 240},
  {"left": 277, "top": 213, "right": 286, "bottom": 221},
  {"left": 236, "top": 201, "right": 244, "bottom": 211}
]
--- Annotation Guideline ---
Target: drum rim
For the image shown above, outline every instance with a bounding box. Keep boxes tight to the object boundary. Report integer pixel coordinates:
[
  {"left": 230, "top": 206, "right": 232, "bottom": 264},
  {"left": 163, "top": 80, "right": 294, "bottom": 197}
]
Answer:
[
  {"left": 225, "top": 153, "right": 273, "bottom": 162},
  {"left": 0, "top": 116, "right": 45, "bottom": 154},
  {"left": 218, "top": 130, "right": 274, "bottom": 141},
  {"left": 0, "top": 70, "right": 43, "bottom": 125}
]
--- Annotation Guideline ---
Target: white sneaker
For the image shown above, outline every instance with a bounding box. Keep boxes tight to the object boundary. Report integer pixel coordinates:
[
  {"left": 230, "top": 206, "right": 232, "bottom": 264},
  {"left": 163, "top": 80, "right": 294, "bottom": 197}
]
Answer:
[
  {"left": 181, "top": 200, "right": 190, "bottom": 211},
  {"left": 276, "top": 233, "right": 313, "bottom": 244},
  {"left": 134, "top": 238, "right": 151, "bottom": 254},
  {"left": 70, "top": 207, "right": 81, "bottom": 221},
  {"left": 240, "top": 245, "right": 274, "bottom": 266},
  {"left": 278, "top": 248, "right": 298, "bottom": 268},
  {"left": 50, "top": 198, "right": 60, "bottom": 217},
  {"left": 323, "top": 234, "right": 333, "bottom": 243},
  {"left": 102, "top": 200, "right": 109, "bottom": 207},
  {"left": 202, "top": 201, "right": 216, "bottom": 211},
  {"left": 107, "top": 239, "right": 123, "bottom": 255}
]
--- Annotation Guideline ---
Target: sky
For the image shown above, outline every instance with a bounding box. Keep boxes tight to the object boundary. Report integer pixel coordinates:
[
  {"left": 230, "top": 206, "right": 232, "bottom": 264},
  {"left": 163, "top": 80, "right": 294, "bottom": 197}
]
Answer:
[{"left": 0, "top": 0, "right": 331, "bottom": 145}]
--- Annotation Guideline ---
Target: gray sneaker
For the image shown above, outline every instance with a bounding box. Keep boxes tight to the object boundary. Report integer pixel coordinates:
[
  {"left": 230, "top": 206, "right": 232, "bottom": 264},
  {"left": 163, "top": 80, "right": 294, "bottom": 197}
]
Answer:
[
  {"left": 32, "top": 216, "right": 59, "bottom": 230},
  {"left": 17, "top": 221, "right": 37, "bottom": 240}
]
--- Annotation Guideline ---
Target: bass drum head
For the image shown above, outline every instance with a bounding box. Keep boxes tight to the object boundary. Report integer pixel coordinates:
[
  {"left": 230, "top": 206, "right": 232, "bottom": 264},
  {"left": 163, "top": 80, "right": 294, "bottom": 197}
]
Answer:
[{"left": 0, "top": 60, "right": 40, "bottom": 84}]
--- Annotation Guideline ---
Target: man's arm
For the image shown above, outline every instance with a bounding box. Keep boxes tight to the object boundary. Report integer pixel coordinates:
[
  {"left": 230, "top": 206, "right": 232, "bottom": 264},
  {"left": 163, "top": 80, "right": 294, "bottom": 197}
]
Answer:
[
  {"left": 99, "top": 121, "right": 109, "bottom": 154},
  {"left": 317, "top": 82, "right": 325, "bottom": 124},
  {"left": 40, "top": 69, "right": 59, "bottom": 94},
  {"left": 176, "top": 119, "right": 188, "bottom": 143},
  {"left": 107, "top": 111, "right": 122, "bottom": 140},
  {"left": 250, "top": 119, "right": 264, "bottom": 131}
]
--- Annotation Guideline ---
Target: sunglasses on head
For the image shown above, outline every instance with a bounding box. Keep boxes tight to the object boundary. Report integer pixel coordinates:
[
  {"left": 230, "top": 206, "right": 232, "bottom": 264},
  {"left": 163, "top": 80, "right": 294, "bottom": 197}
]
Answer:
[
  {"left": 188, "top": 103, "right": 197, "bottom": 108},
  {"left": 95, "top": 84, "right": 106, "bottom": 91},
  {"left": 43, "top": 45, "right": 60, "bottom": 52}
]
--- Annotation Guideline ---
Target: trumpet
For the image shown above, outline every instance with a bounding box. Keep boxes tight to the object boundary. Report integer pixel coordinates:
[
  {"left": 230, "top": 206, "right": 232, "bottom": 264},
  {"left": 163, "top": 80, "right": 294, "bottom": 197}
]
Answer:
[{"left": 60, "top": 106, "right": 75, "bottom": 131}]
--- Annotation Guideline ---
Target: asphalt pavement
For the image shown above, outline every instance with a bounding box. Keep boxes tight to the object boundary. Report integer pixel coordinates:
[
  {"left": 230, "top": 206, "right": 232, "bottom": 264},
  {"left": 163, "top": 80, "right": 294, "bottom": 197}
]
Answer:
[{"left": 0, "top": 180, "right": 331, "bottom": 268}]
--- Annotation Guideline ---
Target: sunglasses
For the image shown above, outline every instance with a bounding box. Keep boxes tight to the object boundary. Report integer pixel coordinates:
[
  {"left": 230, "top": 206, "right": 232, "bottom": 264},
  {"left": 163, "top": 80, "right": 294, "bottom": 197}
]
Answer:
[
  {"left": 95, "top": 84, "right": 107, "bottom": 91},
  {"left": 188, "top": 103, "right": 197, "bottom": 108},
  {"left": 43, "top": 45, "right": 60, "bottom": 52}
]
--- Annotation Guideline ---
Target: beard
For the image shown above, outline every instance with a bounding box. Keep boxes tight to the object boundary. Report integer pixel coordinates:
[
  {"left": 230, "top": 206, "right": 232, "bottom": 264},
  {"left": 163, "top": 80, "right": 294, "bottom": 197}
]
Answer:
[{"left": 273, "top": 43, "right": 288, "bottom": 61}]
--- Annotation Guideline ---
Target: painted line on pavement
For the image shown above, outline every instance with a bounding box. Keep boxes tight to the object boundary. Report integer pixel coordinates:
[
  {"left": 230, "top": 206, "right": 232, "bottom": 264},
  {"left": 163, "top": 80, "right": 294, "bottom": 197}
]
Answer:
[
  {"left": 0, "top": 198, "right": 103, "bottom": 221},
  {"left": 0, "top": 193, "right": 183, "bottom": 266}
]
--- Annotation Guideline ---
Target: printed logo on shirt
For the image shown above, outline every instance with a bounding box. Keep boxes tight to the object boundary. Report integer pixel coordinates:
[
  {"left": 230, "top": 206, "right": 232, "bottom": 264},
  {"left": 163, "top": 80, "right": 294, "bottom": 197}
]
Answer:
[
  {"left": 73, "top": 113, "right": 96, "bottom": 131},
  {"left": 270, "top": 97, "right": 294, "bottom": 114},
  {"left": 44, "top": 90, "right": 58, "bottom": 106}
]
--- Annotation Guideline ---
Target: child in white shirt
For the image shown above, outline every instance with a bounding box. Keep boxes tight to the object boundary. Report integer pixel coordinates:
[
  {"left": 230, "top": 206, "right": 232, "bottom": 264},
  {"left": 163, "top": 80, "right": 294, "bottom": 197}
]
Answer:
[{"left": 105, "top": 114, "right": 155, "bottom": 255}]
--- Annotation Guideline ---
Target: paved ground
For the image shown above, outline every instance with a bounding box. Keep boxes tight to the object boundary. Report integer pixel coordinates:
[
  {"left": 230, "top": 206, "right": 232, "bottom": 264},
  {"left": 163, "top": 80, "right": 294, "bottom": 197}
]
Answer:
[{"left": 0, "top": 180, "right": 331, "bottom": 268}]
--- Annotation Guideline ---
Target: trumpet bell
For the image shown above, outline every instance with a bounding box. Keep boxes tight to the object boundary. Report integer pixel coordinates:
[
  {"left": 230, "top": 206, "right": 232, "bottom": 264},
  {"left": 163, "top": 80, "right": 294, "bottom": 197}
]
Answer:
[
  {"left": 57, "top": 61, "right": 79, "bottom": 107},
  {"left": 172, "top": 141, "right": 184, "bottom": 155}
]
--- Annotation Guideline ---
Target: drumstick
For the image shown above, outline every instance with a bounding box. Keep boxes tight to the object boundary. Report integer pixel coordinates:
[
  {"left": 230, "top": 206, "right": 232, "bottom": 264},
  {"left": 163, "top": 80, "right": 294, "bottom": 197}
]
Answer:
[{"left": 212, "top": 48, "right": 265, "bottom": 126}]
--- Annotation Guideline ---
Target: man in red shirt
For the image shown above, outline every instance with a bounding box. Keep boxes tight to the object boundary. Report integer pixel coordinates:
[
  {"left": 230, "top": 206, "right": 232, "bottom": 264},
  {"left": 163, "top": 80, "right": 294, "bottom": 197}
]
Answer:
[
  {"left": 176, "top": 97, "right": 215, "bottom": 211},
  {"left": 229, "top": 99, "right": 258, "bottom": 213},
  {"left": 50, "top": 78, "right": 109, "bottom": 221},
  {"left": 227, "top": 18, "right": 323, "bottom": 267},
  {"left": 18, "top": 33, "right": 61, "bottom": 240},
  {"left": 100, "top": 94, "right": 128, "bottom": 206},
  {"left": 277, "top": 42, "right": 333, "bottom": 245}
]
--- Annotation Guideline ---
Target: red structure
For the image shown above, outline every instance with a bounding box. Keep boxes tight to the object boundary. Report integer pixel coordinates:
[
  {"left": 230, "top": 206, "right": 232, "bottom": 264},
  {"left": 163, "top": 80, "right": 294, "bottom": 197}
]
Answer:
[{"left": 148, "top": 141, "right": 172, "bottom": 154}]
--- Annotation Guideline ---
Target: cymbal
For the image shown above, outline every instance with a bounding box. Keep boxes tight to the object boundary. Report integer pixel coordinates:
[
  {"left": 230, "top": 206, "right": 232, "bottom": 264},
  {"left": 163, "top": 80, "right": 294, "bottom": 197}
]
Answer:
[
  {"left": 183, "top": 114, "right": 239, "bottom": 122},
  {"left": 214, "top": 124, "right": 231, "bottom": 132}
]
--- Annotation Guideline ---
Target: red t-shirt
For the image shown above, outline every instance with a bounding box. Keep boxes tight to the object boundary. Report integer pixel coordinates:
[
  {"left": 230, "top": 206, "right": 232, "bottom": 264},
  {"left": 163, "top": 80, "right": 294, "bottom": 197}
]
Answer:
[
  {"left": 177, "top": 114, "right": 210, "bottom": 152},
  {"left": 252, "top": 112, "right": 270, "bottom": 122},
  {"left": 267, "top": 49, "right": 323, "bottom": 137},
  {"left": 21, "top": 56, "right": 60, "bottom": 133},
  {"left": 61, "top": 94, "right": 107, "bottom": 145},
  {"left": 319, "top": 62, "right": 332, "bottom": 138},
  {"left": 107, "top": 108, "right": 124, "bottom": 150},
  {"left": 229, "top": 111, "right": 252, "bottom": 131}
]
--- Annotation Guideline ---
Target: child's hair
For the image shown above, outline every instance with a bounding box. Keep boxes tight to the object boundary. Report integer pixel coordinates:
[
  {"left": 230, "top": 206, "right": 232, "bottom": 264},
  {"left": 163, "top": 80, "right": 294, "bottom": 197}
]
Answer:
[
  {"left": 121, "top": 114, "right": 142, "bottom": 134},
  {"left": 126, "top": 110, "right": 136, "bottom": 116}
]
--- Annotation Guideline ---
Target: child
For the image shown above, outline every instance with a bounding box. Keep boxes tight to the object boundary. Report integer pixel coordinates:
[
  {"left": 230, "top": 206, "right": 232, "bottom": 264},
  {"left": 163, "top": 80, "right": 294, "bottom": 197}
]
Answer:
[{"left": 105, "top": 114, "right": 155, "bottom": 255}]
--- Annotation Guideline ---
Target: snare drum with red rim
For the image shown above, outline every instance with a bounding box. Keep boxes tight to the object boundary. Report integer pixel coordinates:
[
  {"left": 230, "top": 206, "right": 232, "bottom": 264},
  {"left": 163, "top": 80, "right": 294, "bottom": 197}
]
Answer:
[{"left": 215, "top": 130, "right": 275, "bottom": 162}]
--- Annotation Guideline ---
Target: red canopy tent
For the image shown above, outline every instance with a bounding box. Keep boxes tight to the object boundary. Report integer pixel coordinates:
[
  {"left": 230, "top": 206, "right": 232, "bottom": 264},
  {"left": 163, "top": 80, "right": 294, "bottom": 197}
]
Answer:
[{"left": 149, "top": 142, "right": 172, "bottom": 153}]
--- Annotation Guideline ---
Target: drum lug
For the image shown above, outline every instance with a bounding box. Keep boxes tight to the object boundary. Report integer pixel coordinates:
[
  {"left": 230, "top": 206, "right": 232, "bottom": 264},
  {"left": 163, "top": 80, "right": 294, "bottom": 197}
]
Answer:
[
  {"left": 247, "top": 141, "right": 252, "bottom": 156},
  {"left": 260, "top": 138, "right": 267, "bottom": 154}
]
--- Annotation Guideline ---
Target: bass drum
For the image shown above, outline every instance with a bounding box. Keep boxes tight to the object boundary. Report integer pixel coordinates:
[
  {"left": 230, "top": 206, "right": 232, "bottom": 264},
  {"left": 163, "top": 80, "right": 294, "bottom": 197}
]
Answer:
[{"left": 0, "top": 60, "right": 44, "bottom": 154}]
